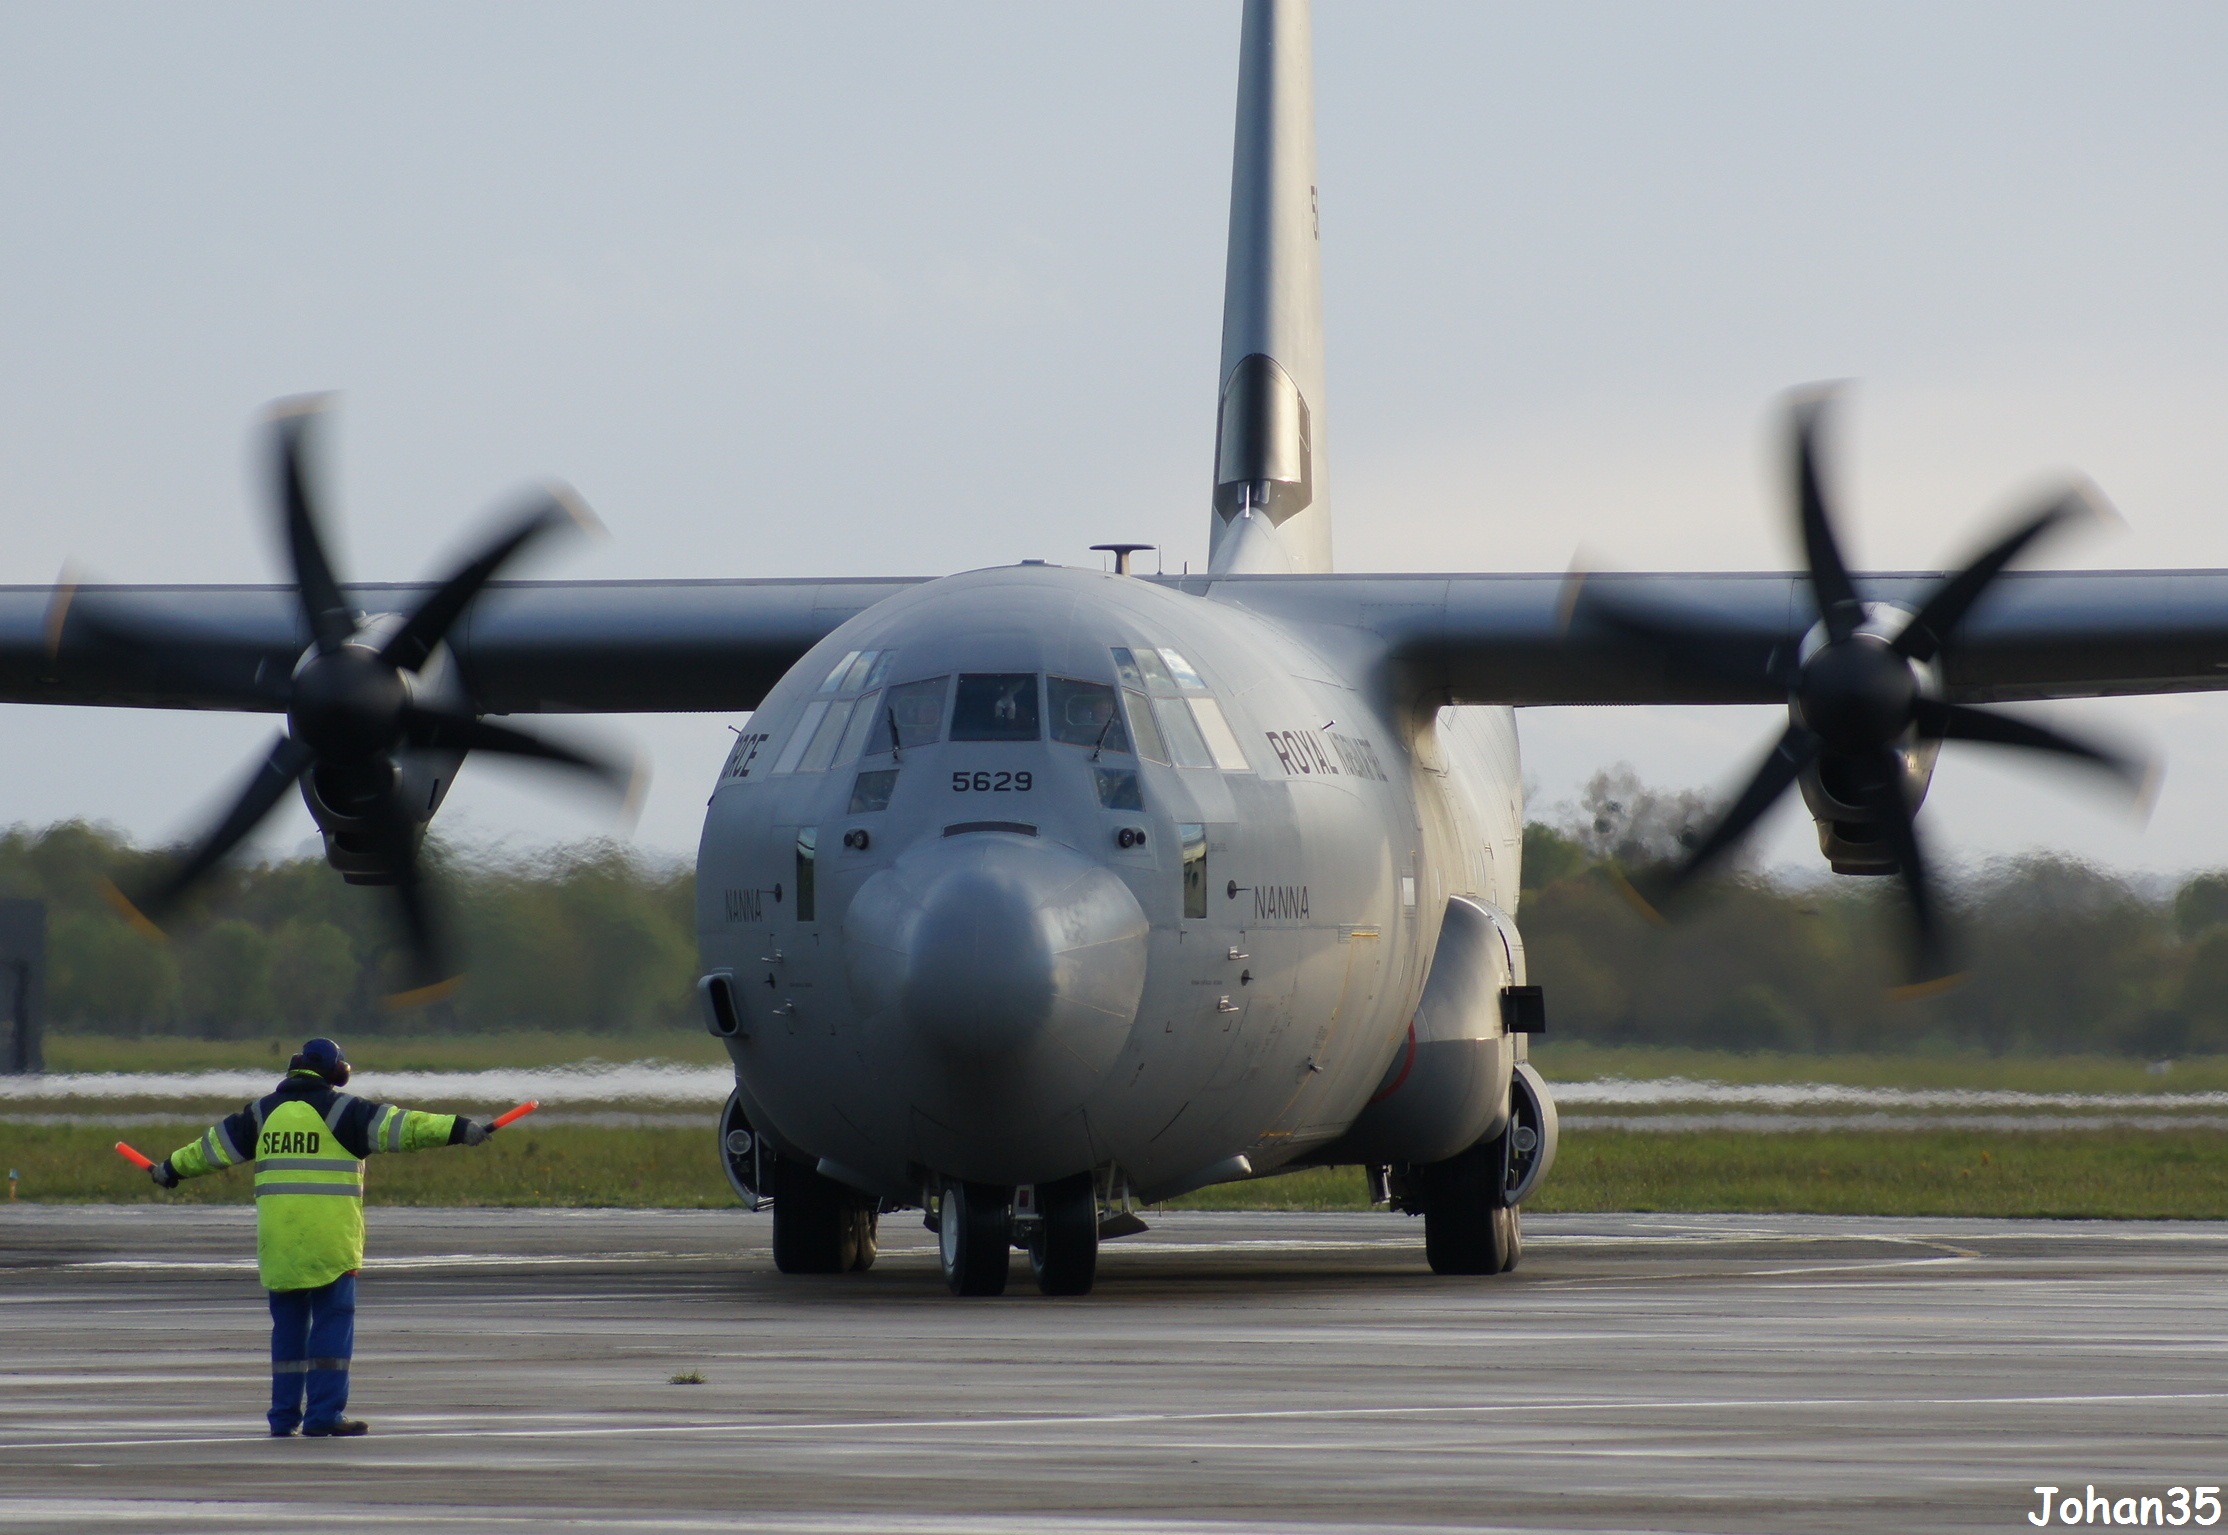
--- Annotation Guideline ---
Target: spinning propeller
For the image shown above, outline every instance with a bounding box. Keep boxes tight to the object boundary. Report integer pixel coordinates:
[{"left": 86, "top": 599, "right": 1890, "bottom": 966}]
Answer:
[
  {"left": 86, "top": 397, "right": 638, "bottom": 1004},
  {"left": 1569, "top": 392, "right": 2154, "bottom": 987}
]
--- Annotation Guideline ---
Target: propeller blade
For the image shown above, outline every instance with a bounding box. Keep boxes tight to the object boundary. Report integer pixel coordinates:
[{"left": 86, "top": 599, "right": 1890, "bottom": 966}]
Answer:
[
  {"left": 270, "top": 398, "right": 356, "bottom": 656},
  {"left": 379, "top": 485, "right": 596, "bottom": 674},
  {"left": 1565, "top": 577, "right": 1795, "bottom": 693},
  {"left": 1912, "top": 698, "right": 2155, "bottom": 801},
  {"left": 1650, "top": 723, "right": 1823, "bottom": 902},
  {"left": 1791, "top": 392, "right": 1864, "bottom": 644},
  {"left": 376, "top": 820, "right": 460, "bottom": 1008},
  {"left": 1853, "top": 753, "right": 1956, "bottom": 988},
  {"left": 45, "top": 580, "right": 292, "bottom": 708},
  {"left": 1893, "top": 484, "right": 2108, "bottom": 663},
  {"left": 128, "top": 735, "right": 317, "bottom": 923},
  {"left": 399, "top": 704, "right": 642, "bottom": 804}
]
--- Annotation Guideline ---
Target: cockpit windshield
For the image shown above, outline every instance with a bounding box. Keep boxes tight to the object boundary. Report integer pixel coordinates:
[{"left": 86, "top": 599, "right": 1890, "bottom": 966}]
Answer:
[
  {"left": 950, "top": 674, "right": 1041, "bottom": 742},
  {"left": 1047, "top": 677, "right": 1128, "bottom": 753}
]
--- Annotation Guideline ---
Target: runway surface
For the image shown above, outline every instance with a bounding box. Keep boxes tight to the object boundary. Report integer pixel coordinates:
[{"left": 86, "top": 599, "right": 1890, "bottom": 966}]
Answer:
[{"left": 2, "top": 1206, "right": 2223, "bottom": 1534}]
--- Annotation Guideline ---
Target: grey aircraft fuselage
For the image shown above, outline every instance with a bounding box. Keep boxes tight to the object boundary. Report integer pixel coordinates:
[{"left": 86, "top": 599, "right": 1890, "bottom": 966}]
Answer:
[{"left": 696, "top": 563, "right": 1524, "bottom": 1204}]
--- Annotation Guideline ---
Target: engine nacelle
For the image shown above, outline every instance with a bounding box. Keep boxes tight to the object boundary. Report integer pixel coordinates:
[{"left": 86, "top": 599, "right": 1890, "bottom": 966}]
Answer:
[
  {"left": 298, "top": 747, "right": 461, "bottom": 883},
  {"left": 1792, "top": 603, "right": 1942, "bottom": 875},
  {"left": 1797, "top": 740, "right": 1939, "bottom": 874},
  {"left": 1335, "top": 895, "right": 1520, "bottom": 1165}
]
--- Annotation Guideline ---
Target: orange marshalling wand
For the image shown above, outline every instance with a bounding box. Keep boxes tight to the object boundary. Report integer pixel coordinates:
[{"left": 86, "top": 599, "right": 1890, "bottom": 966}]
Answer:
[
  {"left": 113, "top": 1142, "right": 155, "bottom": 1170},
  {"left": 491, "top": 1100, "right": 540, "bottom": 1131}
]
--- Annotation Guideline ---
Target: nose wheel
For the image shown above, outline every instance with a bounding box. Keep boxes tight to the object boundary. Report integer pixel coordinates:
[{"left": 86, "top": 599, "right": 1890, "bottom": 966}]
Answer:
[
  {"left": 1026, "top": 1172, "right": 1099, "bottom": 1296},
  {"left": 938, "top": 1180, "right": 1013, "bottom": 1296}
]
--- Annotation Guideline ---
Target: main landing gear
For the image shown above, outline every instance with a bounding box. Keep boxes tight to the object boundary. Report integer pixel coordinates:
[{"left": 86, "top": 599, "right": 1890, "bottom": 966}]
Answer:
[
  {"left": 1410, "top": 1136, "right": 1521, "bottom": 1275},
  {"left": 936, "top": 1173, "right": 1101, "bottom": 1296},
  {"left": 770, "top": 1158, "right": 879, "bottom": 1275},
  {"left": 1405, "top": 1068, "right": 1557, "bottom": 1276}
]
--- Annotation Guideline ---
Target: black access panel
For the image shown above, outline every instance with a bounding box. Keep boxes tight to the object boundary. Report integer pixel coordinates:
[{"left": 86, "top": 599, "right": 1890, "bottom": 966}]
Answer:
[{"left": 0, "top": 897, "right": 46, "bottom": 1074}]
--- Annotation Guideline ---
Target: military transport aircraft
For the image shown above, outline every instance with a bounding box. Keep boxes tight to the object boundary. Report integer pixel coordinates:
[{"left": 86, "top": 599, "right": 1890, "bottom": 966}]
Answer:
[{"left": 1, "top": 0, "right": 2220, "bottom": 1295}]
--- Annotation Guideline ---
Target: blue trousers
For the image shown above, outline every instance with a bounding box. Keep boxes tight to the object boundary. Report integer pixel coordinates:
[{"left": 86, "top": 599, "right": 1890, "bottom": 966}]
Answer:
[{"left": 268, "top": 1273, "right": 356, "bottom": 1434}]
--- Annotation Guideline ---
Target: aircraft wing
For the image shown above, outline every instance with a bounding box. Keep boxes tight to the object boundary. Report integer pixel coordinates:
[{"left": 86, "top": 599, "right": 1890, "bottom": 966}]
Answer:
[
  {"left": 0, "top": 577, "right": 925, "bottom": 714},
  {"left": 1199, "top": 569, "right": 2228, "bottom": 707},
  {"left": 8, "top": 567, "right": 2228, "bottom": 717}
]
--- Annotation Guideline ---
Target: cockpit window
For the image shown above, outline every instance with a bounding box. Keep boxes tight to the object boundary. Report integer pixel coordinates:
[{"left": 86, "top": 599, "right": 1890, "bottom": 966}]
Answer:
[
  {"left": 1156, "top": 692, "right": 1213, "bottom": 768},
  {"left": 1048, "top": 677, "right": 1128, "bottom": 753},
  {"left": 1159, "top": 649, "right": 1208, "bottom": 691},
  {"left": 818, "top": 647, "right": 895, "bottom": 695},
  {"left": 1110, "top": 645, "right": 1250, "bottom": 771},
  {"left": 1124, "top": 690, "right": 1166, "bottom": 763},
  {"left": 796, "top": 697, "right": 857, "bottom": 773},
  {"left": 1128, "top": 646, "right": 1176, "bottom": 693},
  {"left": 951, "top": 674, "right": 1041, "bottom": 742},
  {"left": 865, "top": 676, "right": 949, "bottom": 755}
]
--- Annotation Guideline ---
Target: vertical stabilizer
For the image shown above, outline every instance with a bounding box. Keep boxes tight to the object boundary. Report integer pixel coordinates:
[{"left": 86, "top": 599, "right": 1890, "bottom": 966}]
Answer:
[{"left": 1210, "top": 0, "right": 1332, "bottom": 576}]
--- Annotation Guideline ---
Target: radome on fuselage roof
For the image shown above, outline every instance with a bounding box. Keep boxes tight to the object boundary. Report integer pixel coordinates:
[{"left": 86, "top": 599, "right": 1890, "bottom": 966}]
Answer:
[{"left": 6, "top": 0, "right": 2228, "bottom": 1295}]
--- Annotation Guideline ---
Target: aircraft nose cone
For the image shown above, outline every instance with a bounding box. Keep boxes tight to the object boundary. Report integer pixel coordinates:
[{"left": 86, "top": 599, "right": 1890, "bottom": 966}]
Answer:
[{"left": 844, "top": 833, "right": 1148, "bottom": 1083}]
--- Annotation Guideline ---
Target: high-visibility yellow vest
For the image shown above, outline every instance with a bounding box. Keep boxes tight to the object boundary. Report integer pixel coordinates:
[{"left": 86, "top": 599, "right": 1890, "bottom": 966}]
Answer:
[
  {"left": 252, "top": 1098, "right": 367, "bottom": 1291},
  {"left": 167, "top": 1077, "right": 460, "bottom": 1290}
]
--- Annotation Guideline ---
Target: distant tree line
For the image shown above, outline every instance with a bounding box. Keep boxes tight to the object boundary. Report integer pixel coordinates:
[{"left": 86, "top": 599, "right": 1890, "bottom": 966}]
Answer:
[
  {"left": 1522, "top": 768, "right": 2228, "bottom": 1058},
  {"left": 11, "top": 773, "right": 2228, "bottom": 1054},
  {"left": 0, "top": 822, "right": 696, "bottom": 1037}
]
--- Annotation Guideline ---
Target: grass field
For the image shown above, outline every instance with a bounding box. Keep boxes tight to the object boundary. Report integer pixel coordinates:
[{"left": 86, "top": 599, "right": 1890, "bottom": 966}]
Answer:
[
  {"left": 1526, "top": 1042, "right": 2228, "bottom": 1094},
  {"left": 43, "top": 1032, "right": 2223, "bottom": 1093},
  {"left": 39, "top": 1031, "right": 731, "bottom": 1074},
  {"left": 5, "top": 1123, "right": 737, "bottom": 1208},
  {"left": 17, "top": 1035, "right": 2226, "bottom": 1219},
  {"left": 10, "top": 1122, "right": 2226, "bottom": 1220}
]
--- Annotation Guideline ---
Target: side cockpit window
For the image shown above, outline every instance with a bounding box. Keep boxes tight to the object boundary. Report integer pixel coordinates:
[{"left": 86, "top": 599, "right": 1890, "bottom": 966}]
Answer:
[
  {"left": 775, "top": 650, "right": 902, "bottom": 776},
  {"left": 1111, "top": 646, "right": 1250, "bottom": 771}
]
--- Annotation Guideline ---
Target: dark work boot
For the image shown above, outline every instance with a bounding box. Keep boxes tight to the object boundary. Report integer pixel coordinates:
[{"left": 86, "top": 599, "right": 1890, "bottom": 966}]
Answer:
[{"left": 302, "top": 1418, "right": 369, "bottom": 1437}]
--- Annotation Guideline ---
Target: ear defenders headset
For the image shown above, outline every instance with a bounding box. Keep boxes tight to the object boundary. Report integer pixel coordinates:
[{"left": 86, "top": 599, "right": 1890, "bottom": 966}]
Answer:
[{"left": 287, "top": 1037, "right": 351, "bottom": 1087}]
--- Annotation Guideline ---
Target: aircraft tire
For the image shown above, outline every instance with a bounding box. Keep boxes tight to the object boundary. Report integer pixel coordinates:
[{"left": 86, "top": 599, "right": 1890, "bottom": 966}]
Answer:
[
  {"left": 771, "top": 1157, "right": 858, "bottom": 1275},
  {"left": 1417, "top": 1139, "right": 1515, "bottom": 1276},
  {"left": 939, "top": 1179, "right": 1012, "bottom": 1296},
  {"left": 1029, "top": 1172, "right": 1099, "bottom": 1296},
  {"left": 1500, "top": 1205, "right": 1523, "bottom": 1273}
]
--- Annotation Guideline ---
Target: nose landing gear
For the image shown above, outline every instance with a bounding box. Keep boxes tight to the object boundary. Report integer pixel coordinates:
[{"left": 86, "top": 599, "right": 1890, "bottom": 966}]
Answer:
[
  {"left": 937, "top": 1180, "right": 1013, "bottom": 1296},
  {"left": 933, "top": 1172, "right": 1103, "bottom": 1296},
  {"left": 1024, "top": 1172, "right": 1099, "bottom": 1296}
]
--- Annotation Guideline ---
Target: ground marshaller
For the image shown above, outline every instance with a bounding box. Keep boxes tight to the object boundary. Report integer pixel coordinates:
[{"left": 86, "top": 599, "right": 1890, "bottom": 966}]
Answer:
[{"left": 143, "top": 1036, "right": 498, "bottom": 1438}]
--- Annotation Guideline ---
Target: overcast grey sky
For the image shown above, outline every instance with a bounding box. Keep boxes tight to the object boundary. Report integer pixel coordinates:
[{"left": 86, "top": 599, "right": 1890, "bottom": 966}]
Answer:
[{"left": 4, "top": 2, "right": 2228, "bottom": 875}]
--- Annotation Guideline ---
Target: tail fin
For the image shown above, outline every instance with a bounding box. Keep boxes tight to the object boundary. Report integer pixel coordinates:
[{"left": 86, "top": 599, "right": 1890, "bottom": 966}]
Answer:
[{"left": 1209, "top": 0, "right": 1332, "bottom": 576}]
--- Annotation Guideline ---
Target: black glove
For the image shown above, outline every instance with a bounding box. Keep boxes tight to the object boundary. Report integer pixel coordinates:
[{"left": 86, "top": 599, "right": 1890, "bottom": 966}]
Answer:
[
  {"left": 458, "top": 1119, "right": 492, "bottom": 1147},
  {"left": 149, "top": 1159, "right": 180, "bottom": 1190}
]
